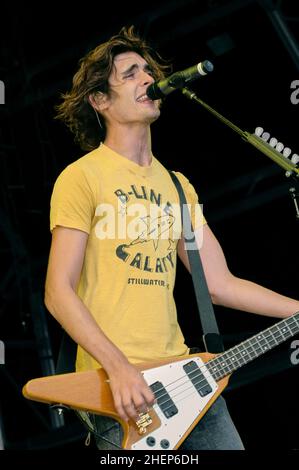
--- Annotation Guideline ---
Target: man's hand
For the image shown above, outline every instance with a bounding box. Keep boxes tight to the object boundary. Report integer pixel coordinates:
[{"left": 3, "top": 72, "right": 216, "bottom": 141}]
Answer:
[{"left": 107, "top": 361, "right": 156, "bottom": 422}]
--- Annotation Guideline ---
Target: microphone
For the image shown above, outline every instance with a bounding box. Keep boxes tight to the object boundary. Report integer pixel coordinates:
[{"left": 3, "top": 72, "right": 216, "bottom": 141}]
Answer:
[{"left": 146, "top": 60, "right": 214, "bottom": 100}]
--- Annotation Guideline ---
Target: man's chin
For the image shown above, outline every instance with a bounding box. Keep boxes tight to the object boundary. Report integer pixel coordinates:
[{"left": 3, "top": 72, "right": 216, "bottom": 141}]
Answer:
[{"left": 148, "top": 109, "right": 161, "bottom": 124}]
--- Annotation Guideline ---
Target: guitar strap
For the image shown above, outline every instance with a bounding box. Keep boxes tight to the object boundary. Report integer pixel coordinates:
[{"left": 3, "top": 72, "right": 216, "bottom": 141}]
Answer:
[
  {"left": 168, "top": 171, "right": 224, "bottom": 353},
  {"left": 56, "top": 169, "right": 224, "bottom": 374},
  {"left": 56, "top": 327, "right": 77, "bottom": 374}
]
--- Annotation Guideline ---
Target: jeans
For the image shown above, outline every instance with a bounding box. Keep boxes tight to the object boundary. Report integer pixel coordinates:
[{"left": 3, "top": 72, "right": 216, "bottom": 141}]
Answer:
[{"left": 91, "top": 395, "right": 244, "bottom": 450}]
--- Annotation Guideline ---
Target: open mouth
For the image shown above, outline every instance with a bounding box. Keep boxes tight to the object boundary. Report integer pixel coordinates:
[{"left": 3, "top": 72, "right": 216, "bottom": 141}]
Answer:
[{"left": 136, "top": 93, "right": 153, "bottom": 103}]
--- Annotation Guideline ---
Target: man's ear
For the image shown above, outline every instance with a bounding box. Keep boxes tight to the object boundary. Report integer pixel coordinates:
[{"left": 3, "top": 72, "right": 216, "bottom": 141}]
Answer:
[{"left": 88, "top": 91, "right": 109, "bottom": 112}]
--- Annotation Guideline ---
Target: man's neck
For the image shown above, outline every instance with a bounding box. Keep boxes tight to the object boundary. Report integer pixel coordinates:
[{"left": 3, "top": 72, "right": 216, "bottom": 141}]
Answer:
[{"left": 104, "top": 126, "right": 153, "bottom": 167}]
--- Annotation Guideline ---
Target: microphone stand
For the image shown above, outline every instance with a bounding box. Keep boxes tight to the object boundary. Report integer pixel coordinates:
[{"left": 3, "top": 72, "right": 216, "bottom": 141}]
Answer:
[{"left": 181, "top": 87, "right": 299, "bottom": 220}]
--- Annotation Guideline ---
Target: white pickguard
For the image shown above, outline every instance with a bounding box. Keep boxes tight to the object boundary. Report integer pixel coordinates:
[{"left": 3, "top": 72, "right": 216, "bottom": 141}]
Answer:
[{"left": 131, "top": 357, "right": 218, "bottom": 450}]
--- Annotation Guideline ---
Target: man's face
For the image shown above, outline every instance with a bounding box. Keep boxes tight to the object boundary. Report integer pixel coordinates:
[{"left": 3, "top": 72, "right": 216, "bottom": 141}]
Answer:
[{"left": 102, "top": 51, "right": 161, "bottom": 127}]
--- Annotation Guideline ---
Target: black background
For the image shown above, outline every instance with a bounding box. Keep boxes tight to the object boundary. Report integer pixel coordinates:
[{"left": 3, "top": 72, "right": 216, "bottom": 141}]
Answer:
[{"left": 0, "top": 0, "right": 299, "bottom": 455}]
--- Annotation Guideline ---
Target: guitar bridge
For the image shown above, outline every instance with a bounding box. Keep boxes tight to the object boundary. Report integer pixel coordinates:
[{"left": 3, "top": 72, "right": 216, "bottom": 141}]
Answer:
[{"left": 135, "top": 412, "right": 152, "bottom": 435}]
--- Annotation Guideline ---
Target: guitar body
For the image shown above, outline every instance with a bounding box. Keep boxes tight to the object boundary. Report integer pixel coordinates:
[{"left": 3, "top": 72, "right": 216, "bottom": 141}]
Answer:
[
  {"left": 23, "top": 312, "right": 299, "bottom": 449},
  {"left": 23, "top": 352, "right": 230, "bottom": 450}
]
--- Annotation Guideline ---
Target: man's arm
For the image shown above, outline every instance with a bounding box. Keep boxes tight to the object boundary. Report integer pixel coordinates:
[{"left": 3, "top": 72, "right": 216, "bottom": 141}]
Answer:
[
  {"left": 45, "top": 226, "right": 155, "bottom": 422},
  {"left": 177, "top": 224, "right": 299, "bottom": 318}
]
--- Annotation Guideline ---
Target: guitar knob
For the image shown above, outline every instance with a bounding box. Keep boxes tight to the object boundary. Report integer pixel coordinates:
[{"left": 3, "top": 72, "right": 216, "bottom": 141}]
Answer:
[
  {"left": 146, "top": 436, "right": 156, "bottom": 447},
  {"left": 160, "top": 439, "right": 170, "bottom": 449}
]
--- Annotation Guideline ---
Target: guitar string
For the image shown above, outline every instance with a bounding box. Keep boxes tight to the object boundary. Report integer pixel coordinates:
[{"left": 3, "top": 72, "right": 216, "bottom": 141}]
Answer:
[
  {"left": 148, "top": 317, "right": 299, "bottom": 416},
  {"left": 138, "top": 318, "right": 299, "bottom": 437},
  {"left": 86, "top": 313, "right": 297, "bottom": 450},
  {"left": 152, "top": 328, "right": 299, "bottom": 420},
  {"left": 150, "top": 314, "right": 299, "bottom": 402},
  {"left": 88, "top": 316, "right": 298, "bottom": 445},
  {"left": 152, "top": 318, "right": 299, "bottom": 412},
  {"left": 154, "top": 320, "right": 299, "bottom": 416},
  {"left": 151, "top": 320, "right": 299, "bottom": 420},
  {"left": 91, "top": 316, "right": 298, "bottom": 445}
]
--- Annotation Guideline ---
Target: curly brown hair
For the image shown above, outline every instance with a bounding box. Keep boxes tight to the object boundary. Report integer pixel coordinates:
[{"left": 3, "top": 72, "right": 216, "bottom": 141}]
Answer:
[{"left": 55, "top": 26, "right": 171, "bottom": 152}]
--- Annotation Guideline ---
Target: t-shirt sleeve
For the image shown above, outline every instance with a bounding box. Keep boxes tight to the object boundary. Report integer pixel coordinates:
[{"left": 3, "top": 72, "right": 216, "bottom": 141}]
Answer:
[
  {"left": 50, "top": 164, "right": 95, "bottom": 234},
  {"left": 172, "top": 171, "right": 207, "bottom": 230}
]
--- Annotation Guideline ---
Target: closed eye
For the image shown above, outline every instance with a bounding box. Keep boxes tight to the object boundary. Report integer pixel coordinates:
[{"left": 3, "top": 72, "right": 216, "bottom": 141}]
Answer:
[
  {"left": 122, "top": 64, "right": 154, "bottom": 80},
  {"left": 124, "top": 72, "right": 135, "bottom": 79}
]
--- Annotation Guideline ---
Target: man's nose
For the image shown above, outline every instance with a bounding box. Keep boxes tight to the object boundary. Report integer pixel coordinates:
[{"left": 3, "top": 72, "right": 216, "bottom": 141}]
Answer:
[{"left": 140, "top": 70, "right": 154, "bottom": 85}]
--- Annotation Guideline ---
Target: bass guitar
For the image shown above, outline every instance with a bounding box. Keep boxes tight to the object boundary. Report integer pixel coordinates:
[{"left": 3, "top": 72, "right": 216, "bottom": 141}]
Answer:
[{"left": 23, "top": 311, "right": 299, "bottom": 450}]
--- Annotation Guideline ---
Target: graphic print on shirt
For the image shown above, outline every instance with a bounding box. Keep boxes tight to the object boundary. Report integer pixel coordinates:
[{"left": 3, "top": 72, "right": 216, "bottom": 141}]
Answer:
[
  {"left": 129, "top": 214, "right": 175, "bottom": 251},
  {"left": 113, "top": 184, "right": 180, "bottom": 275}
]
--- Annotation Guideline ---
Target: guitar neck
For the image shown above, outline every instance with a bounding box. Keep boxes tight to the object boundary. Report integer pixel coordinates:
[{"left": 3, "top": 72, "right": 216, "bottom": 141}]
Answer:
[{"left": 206, "top": 311, "right": 299, "bottom": 381}]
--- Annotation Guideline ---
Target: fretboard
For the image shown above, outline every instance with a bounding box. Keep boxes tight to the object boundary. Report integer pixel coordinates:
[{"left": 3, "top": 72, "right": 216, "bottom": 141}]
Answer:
[{"left": 206, "top": 311, "right": 299, "bottom": 381}]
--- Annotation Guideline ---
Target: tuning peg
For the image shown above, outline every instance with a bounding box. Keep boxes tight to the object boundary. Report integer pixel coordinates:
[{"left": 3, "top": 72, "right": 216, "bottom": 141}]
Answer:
[
  {"left": 255, "top": 126, "right": 263, "bottom": 137},
  {"left": 283, "top": 147, "right": 292, "bottom": 158},
  {"left": 261, "top": 132, "right": 271, "bottom": 142},
  {"left": 269, "top": 137, "right": 278, "bottom": 147},
  {"left": 291, "top": 153, "right": 299, "bottom": 164},
  {"left": 275, "top": 142, "right": 284, "bottom": 153}
]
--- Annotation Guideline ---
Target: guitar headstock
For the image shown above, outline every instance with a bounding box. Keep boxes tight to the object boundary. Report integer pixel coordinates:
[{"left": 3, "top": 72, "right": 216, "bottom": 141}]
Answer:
[{"left": 254, "top": 127, "right": 299, "bottom": 172}]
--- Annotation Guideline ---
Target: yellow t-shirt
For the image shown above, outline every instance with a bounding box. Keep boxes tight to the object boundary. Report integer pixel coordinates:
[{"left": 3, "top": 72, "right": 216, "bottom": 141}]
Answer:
[{"left": 50, "top": 143, "right": 206, "bottom": 371}]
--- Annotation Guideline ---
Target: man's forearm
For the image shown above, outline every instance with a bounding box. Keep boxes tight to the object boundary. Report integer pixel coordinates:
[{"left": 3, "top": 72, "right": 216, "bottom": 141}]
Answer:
[
  {"left": 44, "top": 286, "right": 128, "bottom": 373},
  {"left": 45, "top": 286, "right": 156, "bottom": 421},
  {"left": 214, "top": 276, "right": 299, "bottom": 319}
]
